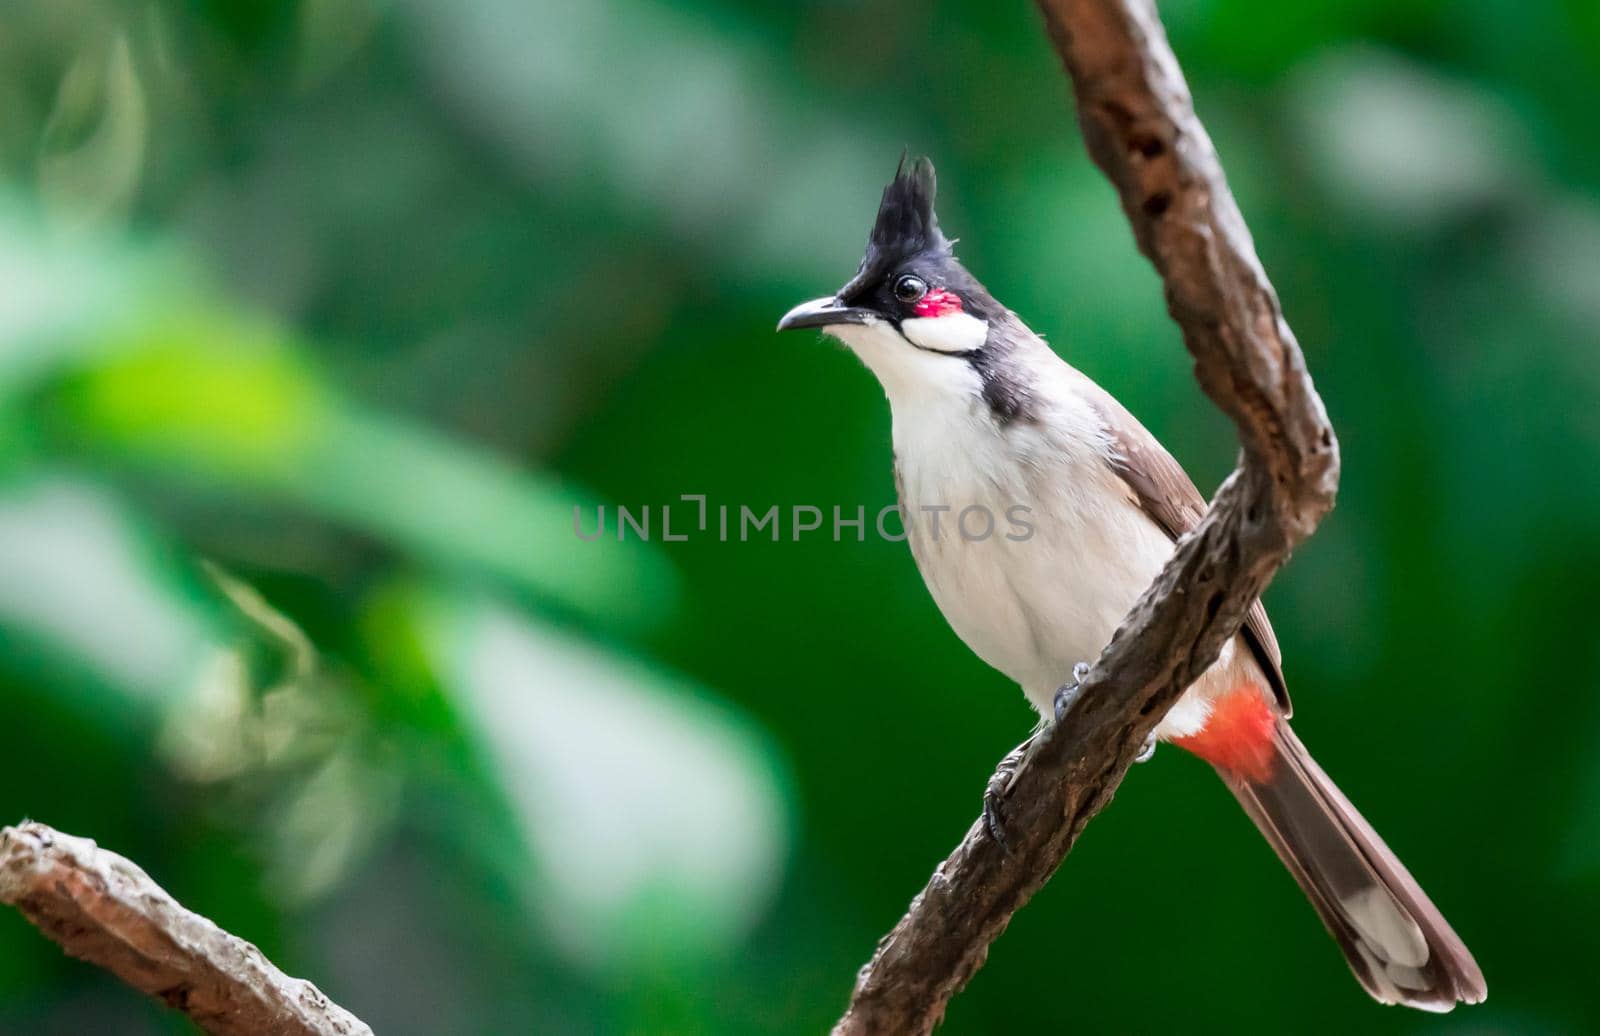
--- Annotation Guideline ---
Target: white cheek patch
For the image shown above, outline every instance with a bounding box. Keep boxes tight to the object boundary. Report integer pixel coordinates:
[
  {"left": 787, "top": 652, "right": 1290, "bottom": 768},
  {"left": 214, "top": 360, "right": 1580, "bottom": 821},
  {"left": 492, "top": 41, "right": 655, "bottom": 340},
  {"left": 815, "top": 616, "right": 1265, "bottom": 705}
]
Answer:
[{"left": 900, "top": 312, "right": 989, "bottom": 354}]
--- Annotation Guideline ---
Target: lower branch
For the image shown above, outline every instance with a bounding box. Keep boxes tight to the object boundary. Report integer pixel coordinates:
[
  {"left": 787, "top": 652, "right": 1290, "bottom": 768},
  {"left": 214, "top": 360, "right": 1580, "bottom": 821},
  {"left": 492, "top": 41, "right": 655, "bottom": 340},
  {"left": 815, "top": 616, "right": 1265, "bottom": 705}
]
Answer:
[{"left": 0, "top": 822, "right": 372, "bottom": 1036}]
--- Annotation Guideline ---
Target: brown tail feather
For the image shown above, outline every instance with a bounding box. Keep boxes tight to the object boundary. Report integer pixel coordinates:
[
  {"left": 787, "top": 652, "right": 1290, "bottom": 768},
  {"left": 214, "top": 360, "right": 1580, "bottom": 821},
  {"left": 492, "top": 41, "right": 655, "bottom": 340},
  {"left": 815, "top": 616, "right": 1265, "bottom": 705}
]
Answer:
[{"left": 1218, "top": 721, "right": 1486, "bottom": 1011}]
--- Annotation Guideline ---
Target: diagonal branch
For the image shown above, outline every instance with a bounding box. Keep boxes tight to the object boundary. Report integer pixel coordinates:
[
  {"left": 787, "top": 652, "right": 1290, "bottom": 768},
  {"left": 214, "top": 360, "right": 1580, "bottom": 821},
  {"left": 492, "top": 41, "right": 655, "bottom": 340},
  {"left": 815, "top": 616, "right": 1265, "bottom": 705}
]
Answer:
[
  {"left": 0, "top": 822, "right": 373, "bottom": 1036},
  {"left": 830, "top": 2, "right": 1340, "bottom": 1034}
]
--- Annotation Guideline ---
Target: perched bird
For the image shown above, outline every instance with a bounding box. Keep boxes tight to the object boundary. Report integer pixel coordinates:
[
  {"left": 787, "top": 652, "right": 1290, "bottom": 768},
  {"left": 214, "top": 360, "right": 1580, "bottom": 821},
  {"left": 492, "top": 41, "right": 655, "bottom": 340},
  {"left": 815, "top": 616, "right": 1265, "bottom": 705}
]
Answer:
[{"left": 776, "top": 156, "right": 1485, "bottom": 1011}]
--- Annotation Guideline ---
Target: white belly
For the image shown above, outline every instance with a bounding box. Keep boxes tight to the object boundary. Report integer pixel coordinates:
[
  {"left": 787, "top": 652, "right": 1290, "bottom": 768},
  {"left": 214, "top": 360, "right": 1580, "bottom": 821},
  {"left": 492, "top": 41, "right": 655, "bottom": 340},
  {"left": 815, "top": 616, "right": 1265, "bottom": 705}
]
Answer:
[{"left": 892, "top": 392, "right": 1243, "bottom": 740}]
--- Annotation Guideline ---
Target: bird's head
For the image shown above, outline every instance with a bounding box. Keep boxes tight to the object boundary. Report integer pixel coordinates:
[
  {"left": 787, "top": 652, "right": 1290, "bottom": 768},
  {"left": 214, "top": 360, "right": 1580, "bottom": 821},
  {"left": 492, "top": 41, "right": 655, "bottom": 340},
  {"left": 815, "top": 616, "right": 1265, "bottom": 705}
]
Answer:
[{"left": 777, "top": 156, "right": 1004, "bottom": 398}]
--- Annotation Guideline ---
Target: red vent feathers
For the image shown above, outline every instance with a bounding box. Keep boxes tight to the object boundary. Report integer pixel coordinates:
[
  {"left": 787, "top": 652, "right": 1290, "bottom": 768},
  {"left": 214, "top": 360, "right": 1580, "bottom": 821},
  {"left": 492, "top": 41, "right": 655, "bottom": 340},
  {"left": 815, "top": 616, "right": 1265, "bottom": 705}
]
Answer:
[{"left": 1172, "top": 686, "right": 1278, "bottom": 783}]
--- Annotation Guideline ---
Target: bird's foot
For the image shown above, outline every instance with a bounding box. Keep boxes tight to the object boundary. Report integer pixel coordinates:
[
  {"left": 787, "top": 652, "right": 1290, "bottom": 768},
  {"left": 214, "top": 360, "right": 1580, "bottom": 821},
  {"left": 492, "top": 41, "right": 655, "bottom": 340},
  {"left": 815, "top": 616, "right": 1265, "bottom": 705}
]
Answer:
[
  {"left": 982, "top": 739, "right": 1034, "bottom": 856},
  {"left": 1135, "top": 731, "right": 1157, "bottom": 764},
  {"left": 983, "top": 769, "right": 1014, "bottom": 856},
  {"left": 1052, "top": 661, "right": 1092, "bottom": 725},
  {"left": 987, "top": 661, "right": 1094, "bottom": 856}
]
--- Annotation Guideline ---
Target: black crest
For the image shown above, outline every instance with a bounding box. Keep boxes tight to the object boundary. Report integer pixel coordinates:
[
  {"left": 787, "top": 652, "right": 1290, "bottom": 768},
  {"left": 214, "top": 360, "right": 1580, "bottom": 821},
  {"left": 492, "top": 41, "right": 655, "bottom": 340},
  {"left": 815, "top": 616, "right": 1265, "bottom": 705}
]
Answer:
[{"left": 841, "top": 155, "right": 951, "bottom": 299}]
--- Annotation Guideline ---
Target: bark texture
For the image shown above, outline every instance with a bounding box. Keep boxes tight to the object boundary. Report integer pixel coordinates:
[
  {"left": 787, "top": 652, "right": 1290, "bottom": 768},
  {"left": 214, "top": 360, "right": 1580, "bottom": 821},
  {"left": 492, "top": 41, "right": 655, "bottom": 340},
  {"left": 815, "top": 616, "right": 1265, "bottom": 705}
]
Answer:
[
  {"left": 0, "top": 822, "right": 373, "bottom": 1036},
  {"left": 831, "top": 1, "right": 1340, "bottom": 1033}
]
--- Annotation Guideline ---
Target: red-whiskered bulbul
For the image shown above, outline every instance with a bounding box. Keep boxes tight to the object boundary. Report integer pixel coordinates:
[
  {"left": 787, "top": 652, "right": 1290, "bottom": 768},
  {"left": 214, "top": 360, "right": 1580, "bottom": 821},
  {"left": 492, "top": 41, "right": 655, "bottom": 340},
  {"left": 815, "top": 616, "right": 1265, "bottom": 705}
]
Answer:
[{"left": 776, "top": 157, "right": 1485, "bottom": 1011}]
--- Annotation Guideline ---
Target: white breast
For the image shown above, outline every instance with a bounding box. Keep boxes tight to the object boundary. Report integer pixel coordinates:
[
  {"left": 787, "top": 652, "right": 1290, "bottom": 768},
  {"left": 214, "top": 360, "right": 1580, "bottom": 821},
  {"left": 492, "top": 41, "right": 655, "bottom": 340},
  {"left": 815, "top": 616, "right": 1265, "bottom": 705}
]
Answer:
[
  {"left": 891, "top": 370, "right": 1163, "bottom": 685},
  {"left": 833, "top": 319, "right": 1246, "bottom": 739}
]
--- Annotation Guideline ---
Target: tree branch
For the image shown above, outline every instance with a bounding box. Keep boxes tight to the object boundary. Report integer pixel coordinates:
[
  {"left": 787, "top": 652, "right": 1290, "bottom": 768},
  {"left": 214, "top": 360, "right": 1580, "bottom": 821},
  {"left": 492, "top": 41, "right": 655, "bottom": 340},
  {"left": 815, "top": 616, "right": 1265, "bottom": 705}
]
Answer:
[
  {"left": 0, "top": 822, "right": 373, "bottom": 1036},
  {"left": 830, "top": 1, "right": 1340, "bottom": 1033}
]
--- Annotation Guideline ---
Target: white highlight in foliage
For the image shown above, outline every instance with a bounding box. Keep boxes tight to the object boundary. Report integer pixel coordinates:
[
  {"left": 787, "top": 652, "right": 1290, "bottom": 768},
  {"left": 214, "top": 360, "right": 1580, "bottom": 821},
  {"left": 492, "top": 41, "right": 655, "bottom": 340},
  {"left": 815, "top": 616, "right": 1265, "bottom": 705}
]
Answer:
[
  {"left": 442, "top": 600, "right": 790, "bottom": 971},
  {"left": 0, "top": 478, "right": 213, "bottom": 700}
]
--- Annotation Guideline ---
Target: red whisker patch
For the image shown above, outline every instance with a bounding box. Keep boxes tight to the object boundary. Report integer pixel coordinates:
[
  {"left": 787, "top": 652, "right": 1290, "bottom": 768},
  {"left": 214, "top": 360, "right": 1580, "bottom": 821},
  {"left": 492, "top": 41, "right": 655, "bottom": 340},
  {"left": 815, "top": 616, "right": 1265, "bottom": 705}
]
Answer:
[
  {"left": 1172, "top": 686, "right": 1278, "bottom": 783},
  {"left": 913, "top": 289, "right": 963, "bottom": 318}
]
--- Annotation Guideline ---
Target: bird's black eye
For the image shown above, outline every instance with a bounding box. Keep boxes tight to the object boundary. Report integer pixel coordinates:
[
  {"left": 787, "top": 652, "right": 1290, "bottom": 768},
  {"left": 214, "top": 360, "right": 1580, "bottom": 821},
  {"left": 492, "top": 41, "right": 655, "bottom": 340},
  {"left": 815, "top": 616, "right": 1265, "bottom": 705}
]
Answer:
[{"left": 893, "top": 275, "right": 927, "bottom": 303}]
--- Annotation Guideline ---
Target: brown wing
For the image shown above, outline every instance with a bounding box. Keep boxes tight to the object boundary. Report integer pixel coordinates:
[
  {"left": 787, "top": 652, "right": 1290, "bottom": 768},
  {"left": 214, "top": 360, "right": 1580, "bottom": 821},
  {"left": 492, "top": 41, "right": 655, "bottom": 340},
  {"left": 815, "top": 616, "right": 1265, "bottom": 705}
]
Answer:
[{"left": 1081, "top": 379, "right": 1291, "bottom": 715}]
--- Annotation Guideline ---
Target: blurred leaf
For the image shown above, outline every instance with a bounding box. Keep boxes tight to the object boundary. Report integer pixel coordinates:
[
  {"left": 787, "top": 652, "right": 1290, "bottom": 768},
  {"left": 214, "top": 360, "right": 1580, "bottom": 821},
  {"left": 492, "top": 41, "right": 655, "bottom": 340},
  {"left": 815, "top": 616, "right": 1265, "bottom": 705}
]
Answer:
[
  {"left": 0, "top": 204, "right": 166, "bottom": 403},
  {"left": 303, "top": 411, "right": 676, "bottom": 635},
  {"left": 420, "top": 592, "right": 792, "bottom": 973},
  {"left": 1286, "top": 47, "right": 1535, "bottom": 230},
  {"left": 60, "top": 310, "right": 330, "bottom": 479},
  {"left": 38, "top": 32, "right": 147, "bottom": 228},
  {"left": 45, "top": 299, "right": 678, "bottom": 635},
  {"left": 0, "top": 475, "right": 218, "bottom": 704}
]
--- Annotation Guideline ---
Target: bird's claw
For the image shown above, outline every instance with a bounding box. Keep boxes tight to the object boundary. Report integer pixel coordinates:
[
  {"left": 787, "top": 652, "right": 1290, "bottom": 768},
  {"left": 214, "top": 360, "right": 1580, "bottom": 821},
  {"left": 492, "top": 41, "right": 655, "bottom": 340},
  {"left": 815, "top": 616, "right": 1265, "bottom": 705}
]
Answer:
[
  {"left": 982, "top": 739, "right": 1035, "bottom": 856},
  {"left": 989, "top": 662, "right": 1095, "bottom": 856},
  {"left": 1135, "top": 731, "right": 1157, "bottom": 764},
  {"left": 1052, "top": 661, "right": 1092, "bottom": 725},
  {"left": 983, "top": 770, "right": 1014, "bottom": 856}
]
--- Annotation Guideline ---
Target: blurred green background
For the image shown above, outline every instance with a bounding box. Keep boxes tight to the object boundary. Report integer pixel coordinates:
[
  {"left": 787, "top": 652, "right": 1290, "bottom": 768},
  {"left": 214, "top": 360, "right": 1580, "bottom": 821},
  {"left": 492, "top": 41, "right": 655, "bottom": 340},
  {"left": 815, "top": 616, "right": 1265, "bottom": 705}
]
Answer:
[{"left": 0, "top": 0, "right": 1596, "bottom": 1032}]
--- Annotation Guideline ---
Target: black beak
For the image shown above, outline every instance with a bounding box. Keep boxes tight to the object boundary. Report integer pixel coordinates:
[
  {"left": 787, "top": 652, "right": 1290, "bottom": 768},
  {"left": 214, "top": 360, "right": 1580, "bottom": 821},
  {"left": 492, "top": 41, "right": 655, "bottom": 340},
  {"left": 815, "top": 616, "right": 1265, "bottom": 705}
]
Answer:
[{"left": 776, "top": 296, "right": 874, "bottom": 332}]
